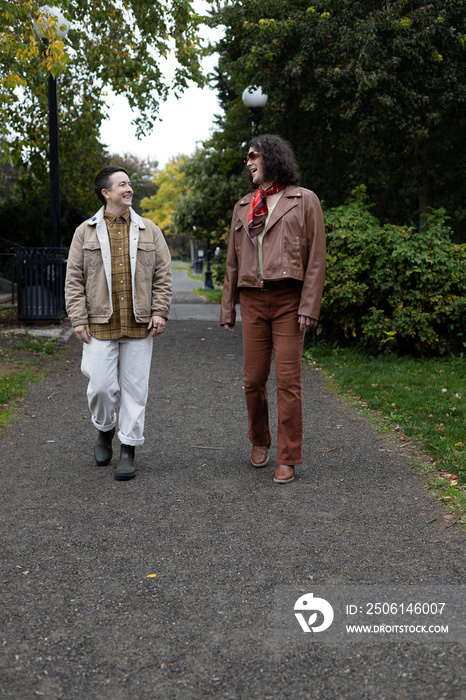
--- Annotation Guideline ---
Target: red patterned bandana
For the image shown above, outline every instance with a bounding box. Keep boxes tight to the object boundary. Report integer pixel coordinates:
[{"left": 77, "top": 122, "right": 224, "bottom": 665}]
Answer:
[{"left": 248, "top": 182, "right": 284, "bottom": 238}]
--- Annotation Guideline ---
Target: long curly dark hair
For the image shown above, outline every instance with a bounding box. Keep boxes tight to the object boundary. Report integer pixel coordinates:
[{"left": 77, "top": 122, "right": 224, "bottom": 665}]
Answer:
[{"left": 247, "top": 134, "right": 301, "bottom": 188}]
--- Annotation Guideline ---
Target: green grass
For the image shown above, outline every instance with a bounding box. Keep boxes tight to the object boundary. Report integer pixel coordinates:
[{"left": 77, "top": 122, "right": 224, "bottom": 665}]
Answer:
[
  {"left": 303, "top": 344, "right": 466, "bottom": 523},
  {"left": 0, "top": 306, "right": 17, "bottom": 324},
  {"left": 185, "top": 265, "right": 223, "bottom": 303},
  {"left": 193, "top": 287, "right": 223, "bottom": 303},
  {"left": 0, "top": 369, "right": 37, "bottom": 404},
  {"left": 0, "top": 332, "right": 64, "bottom": 431},
  {"left": 16, "top": 334, "right": 60, "bottom": 355}
]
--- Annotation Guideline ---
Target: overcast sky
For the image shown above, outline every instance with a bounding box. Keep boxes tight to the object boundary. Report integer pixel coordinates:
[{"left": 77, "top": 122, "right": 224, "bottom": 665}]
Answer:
[
  {"left": 99, "top": 67, "right": 221, "bottom": 168},
  {"left": 99, "top": 3, "right": 223, "bottom": 168}
]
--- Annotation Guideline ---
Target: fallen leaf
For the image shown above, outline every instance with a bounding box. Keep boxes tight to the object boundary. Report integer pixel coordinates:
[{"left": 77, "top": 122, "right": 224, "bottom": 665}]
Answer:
[{"left": 146, "top": 574, "right": 157, "bottom": 578}]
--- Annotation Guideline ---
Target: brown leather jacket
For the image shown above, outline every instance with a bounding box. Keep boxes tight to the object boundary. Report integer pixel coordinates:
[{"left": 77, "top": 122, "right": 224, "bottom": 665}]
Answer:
[{"left": 220, "top": 186, "right": 326, "bottom": 326}]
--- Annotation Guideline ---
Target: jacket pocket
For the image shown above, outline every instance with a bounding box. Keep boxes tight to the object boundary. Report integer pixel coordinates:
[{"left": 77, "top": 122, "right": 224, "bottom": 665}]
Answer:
[
  {"left": 137, "top": 241, "right": 156, "bottom": 269},
  {"left": 234, "top": 220, "right": 245, "bottom": 252},
  {"left": 82, "top": 240, "right": 102, "bottom": 270}
]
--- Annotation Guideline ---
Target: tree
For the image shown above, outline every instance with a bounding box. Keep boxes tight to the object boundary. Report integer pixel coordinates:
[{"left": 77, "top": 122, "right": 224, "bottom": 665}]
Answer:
[
  {"left": 141, "top": 157, "right": 188, "bottom": 240},
  {"left": 140, "top": 141, "right": 245, "bottom": 260},
  {"left": 0, "top": 1, "right": 69, "bottom": 160},
  {"left": 2, "top": 0, "right": 206, "bottom": 145},
  {"left": 172, "top": 145, "right": 245, "bottom": 252},
  {"left": 0, "top": 0, "right": 208, "bottom": 243},
  {"left": 210, "top": 0, "right": 466, "bottom": 235},
  {"left": 0, "top": 68, "right": 108, "bottom": 246}
]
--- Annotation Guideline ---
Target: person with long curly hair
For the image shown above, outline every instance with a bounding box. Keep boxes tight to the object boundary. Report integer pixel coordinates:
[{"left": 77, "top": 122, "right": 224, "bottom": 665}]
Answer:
[{"left": 220, "top": 135, "right": 326, "bottom": 484}]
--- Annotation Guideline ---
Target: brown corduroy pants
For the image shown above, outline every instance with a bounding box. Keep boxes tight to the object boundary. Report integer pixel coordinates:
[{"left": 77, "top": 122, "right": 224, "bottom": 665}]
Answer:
[{"left": 239, "top": 283, "right": 305, "bottom": 466}]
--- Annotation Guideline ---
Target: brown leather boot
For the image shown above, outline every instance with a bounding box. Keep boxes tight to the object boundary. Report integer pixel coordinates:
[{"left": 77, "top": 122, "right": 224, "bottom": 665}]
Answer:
[
  {"left": 274, "top": 464, "right": 295, "bottom": 483},
  {"left": 251, "top": 445, "right": 269, "bottom": 468}
]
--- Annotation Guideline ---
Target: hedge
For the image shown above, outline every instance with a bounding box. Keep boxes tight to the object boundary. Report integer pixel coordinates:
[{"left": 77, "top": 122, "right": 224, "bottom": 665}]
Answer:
[{"left": 318, "top": 187, "right": 466, "bottom": 355}]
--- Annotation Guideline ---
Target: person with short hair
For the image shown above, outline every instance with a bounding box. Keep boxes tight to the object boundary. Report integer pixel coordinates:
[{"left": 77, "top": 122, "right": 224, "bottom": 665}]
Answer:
[
  {"left": 65, "top": 166, "right": 172, "bottom": 480},
  {"left": 221, "top": 135, "right": 326, "bottom": 484}
]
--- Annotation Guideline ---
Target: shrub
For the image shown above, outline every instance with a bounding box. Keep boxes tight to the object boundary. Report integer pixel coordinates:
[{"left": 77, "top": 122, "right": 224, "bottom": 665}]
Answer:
[{"left": 317, "top": 187, "right": 466, "bottom": 355}]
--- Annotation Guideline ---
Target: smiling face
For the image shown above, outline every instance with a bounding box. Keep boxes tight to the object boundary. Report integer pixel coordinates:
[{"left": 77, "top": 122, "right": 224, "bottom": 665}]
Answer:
[
  {"left": 246, "top": 149, "right": 272, "bottom": 190},
  {"left": 102, "top": 171, "right": 133, "bottom": 215}
]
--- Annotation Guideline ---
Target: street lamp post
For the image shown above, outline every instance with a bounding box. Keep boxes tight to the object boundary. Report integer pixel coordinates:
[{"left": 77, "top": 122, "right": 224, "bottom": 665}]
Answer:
[
  {"left": 242, "top": 86, "right": 269, "bottom": 138},
  {"left": 15, "top": 6, "right": 70, "bottom": 324},
  {"left": 34, "top": 6, "right": 69, "bottom": 248},
  {"left": 48, "top": 71, "right": 61, "bottom": 247}
]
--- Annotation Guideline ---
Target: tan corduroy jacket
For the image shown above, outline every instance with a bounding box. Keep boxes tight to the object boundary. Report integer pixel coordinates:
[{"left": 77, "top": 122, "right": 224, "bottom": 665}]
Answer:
[
  {"left": 220, "top": 186, "right": 326, "bottom": 326},
  {"left": 65, "top": 207, "right": 172, "bottom": 327}
]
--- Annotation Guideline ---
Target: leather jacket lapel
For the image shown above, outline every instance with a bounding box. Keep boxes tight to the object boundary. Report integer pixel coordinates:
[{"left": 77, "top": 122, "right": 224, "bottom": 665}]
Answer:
[
  {"left": 236, "top": 186, "right": 301, "bottom": 239},
  {"left": 265, "top": 186, "right": 301, "bottom": 233},
  {"left": 237, "top": 195, "right": 252, "bottom": 229}
]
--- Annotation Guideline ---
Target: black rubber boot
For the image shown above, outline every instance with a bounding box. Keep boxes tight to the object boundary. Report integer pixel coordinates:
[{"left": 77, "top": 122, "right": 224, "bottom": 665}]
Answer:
[
  {"left": 114, "top": 445, "right": 136, "bottom": 481},
  {"left": 94, "top": 428, "right": 115, "bottom": 466}
]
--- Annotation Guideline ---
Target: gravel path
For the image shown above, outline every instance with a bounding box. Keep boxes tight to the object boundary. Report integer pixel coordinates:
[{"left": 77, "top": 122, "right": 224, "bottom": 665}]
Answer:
[{"left": 0, "top": 268, "right": 464, "bottom": 699}]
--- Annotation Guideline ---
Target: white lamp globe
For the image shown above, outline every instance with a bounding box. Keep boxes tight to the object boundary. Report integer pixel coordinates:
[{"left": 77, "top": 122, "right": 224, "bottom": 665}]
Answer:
[
  {"left": 242, "top": 86, "right": 269, "bottom": 109},
  {"left": 34, "top": 6, "right": 70, "bottom": 40}
]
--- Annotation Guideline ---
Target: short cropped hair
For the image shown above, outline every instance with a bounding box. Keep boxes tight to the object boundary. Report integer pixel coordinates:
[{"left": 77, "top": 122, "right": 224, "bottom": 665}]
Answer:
[
  {"left": 247, "top": 134, "right": 300, "bottom": 188},
  {"left": 94, "top": 166, "right": 129, "bottom": 206}
]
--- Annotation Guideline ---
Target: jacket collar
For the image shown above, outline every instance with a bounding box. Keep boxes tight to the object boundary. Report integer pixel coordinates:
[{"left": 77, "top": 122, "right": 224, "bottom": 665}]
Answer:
[
  {"left": 237, "top": 185, "right": 302, "bottom": 233},
  {"left": 87, "top": 206, "right": 146, "bottom": 229}
]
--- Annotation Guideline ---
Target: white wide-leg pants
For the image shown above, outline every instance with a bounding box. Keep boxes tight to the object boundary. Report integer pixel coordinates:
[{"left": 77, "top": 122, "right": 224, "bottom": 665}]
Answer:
[{"left": 81, "top": 334, "right": 154, "bottom": 447}]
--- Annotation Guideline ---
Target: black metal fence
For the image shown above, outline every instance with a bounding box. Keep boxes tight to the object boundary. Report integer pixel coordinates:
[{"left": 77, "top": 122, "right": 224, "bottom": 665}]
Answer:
[{"left": 15, "top": 248, "right": 67, "bottom": 322}]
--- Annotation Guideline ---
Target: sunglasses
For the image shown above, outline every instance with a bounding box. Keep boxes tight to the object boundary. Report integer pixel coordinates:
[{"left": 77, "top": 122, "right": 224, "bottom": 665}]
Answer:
[{"left": 243, "top": 151, "right": 261, "bottom": 164}]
